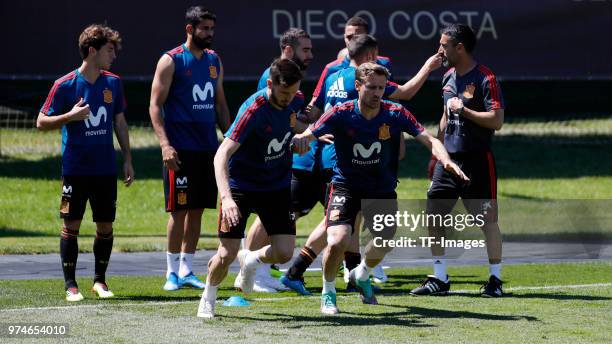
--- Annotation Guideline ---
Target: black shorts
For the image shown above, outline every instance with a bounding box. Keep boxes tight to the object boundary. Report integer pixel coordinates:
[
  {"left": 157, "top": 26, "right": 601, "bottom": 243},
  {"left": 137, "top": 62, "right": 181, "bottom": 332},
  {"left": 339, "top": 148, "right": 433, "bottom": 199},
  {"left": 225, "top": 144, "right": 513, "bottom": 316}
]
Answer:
[
  {"left": 427, "top": 151, "right": 498, "bottom": 223},
  {"left": 291, "top": 168, "right": 332, "bottom": 216},
  {"left": 218, "top": 187, "right": 296, "bottom": 239},
  {"left": 324, "top": 182, "right": 397, "bottom": 238},
  {"left": 60, "top": 175, "right": 117, "bottom": 222},
  {"left": 163, "top": 150, "right": 217, "bottom": 212}
]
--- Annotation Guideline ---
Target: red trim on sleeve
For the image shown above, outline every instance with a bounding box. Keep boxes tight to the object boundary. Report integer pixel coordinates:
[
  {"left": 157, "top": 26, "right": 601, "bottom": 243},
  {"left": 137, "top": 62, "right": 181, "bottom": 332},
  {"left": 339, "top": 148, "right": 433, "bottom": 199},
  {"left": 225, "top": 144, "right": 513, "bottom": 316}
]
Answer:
[
  {"left": 41, "top": 71, "right": 77, "bottom": 114},
  {"left": 165, "top": 45, "right": 184, "bottom": 57},
  {"left": 229, "top": 96, "right": 266, "bottom": 141},
  {"left": 101, "top": 70, "right": 121, "bottom": 79},
  {"left": 478, "top": 65, "right": 502, "bottom": 110}
]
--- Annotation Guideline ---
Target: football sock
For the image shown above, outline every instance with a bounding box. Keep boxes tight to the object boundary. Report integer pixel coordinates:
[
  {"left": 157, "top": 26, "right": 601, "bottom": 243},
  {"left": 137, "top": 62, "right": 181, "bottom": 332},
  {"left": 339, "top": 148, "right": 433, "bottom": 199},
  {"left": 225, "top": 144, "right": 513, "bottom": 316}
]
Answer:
[
  {"left": 166, "top": 252, "right": 180, "bottom": 278},
  {"left": 93, "top": 230, "right": 113, "bottom": 284},
  {"left": 322, "top": 279, "right": 336, "bottom": 294},
  {"left": 433, "top": 256, "right": 448, "bottom": 282},
  {"left": 355, "top": 260, "right": 372, "bottom": 282},
  {"left": 489, "top": 263, "right": 502, "bottom": 279},
  {"left": 60, "top": 227, "right": 79, "bottom": 290},
  {"left": 287, "top": 246, "right": 316, "bottom": 280},
  {"left": 245, "top": 250, "right": 263, "bottom": 269},
  {"left": 179, "top": 252, "right": 194, "bottom": 278},
  {"left": 204, "top": 282, "right": 218, "bottom": 301},
  {"left": 344, "top": 251, "right": 361, "bottom": 272}
]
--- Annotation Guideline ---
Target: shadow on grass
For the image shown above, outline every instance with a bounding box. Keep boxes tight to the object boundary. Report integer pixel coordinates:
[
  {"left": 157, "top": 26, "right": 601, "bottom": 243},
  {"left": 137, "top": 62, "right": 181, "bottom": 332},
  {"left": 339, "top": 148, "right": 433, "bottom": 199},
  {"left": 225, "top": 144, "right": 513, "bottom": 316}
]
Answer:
[
  {"left": 502, "top": 292, "right": 611, "bottom": 301},
  {"left": 399, "top": 138, "right": 612, "bottom": 179},
  {"left": 406, "top": 306, "right": 539, "bottom": 322},
  {"left": 2, "top": 139, "right": 612, "bottom": 180},
  {"left": 222, "top": 310, "right": 433, "bottom": 328},
  {"left": 0, "top": 146, "right": 163, "bottom": 180}
]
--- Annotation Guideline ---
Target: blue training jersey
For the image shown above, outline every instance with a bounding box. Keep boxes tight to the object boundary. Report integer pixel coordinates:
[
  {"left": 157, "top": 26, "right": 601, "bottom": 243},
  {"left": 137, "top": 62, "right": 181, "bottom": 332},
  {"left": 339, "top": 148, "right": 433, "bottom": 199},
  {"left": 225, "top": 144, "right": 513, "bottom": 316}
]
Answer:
[
  {"left": 163, "top": 45, "right": 221, "bottom": 151},
  {"left": 312, "top": 55, "right": 392, "bottom": 101},
  {"left": 225, "top": 89, "right": 305, "bottom": 191},
  {"left": 256, "top": 67, "right": 270, "bottom": 92},
  {"left": 311, "top": 99, "right": 424, "bottom": 194},
  {"left": 257, "top": 66, "right": 321, "bottom": 172},
  {"left": 442, "top": 64, "right": 505, "bottom": 153},
  {"left": 41, "top": 69, "right": 126, "bottom": 176},
  {"left": 316, "top": 66, "right": 399, "bottom": 170}
]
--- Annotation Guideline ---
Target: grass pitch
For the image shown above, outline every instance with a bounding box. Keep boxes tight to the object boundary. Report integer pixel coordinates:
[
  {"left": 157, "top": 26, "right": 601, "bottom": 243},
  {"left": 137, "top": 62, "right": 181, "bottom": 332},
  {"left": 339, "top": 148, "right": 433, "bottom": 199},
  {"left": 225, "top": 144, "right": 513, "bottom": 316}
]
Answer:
[
  {"left": 0, "top": 262, "right": 610, "bottom": 343},
  {"left": 1, "top": 123, "right": 612, "bottom": 254}
]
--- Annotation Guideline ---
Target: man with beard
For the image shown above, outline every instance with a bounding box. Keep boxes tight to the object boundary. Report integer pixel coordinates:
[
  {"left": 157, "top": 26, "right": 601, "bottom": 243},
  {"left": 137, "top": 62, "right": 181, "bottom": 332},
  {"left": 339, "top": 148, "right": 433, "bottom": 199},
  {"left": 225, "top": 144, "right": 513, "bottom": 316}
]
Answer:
[
  {"left": 197, "top": 59, "right": 307, "bottom": 318},
  {"left": 231, "top": 28, "right": 316, "bottom": 293},
  {"left": 410, "top": 24, "right": 505, "bottom": 297},
  {"left": 257, "top": 28, "right": 313, "bottom": 90},
  {"left": 149, "top": 5, "right": 230, "bottom": 291}
]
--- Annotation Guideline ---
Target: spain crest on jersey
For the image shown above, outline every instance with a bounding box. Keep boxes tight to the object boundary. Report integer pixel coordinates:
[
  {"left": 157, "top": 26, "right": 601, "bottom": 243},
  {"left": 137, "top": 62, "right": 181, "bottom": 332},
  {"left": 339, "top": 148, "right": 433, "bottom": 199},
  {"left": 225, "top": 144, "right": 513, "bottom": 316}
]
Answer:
[
  {"left": 463, "top": 84, "right": 475, "bottom": 99},
  {"left": 378, "top": 123, "right": 391, "bottom": 140},
  {"left": 103, "top": 88, "right": 113, "bottom": 104},
  {"left": 209, "top": 66, "right": 218, "bottom": 79}
]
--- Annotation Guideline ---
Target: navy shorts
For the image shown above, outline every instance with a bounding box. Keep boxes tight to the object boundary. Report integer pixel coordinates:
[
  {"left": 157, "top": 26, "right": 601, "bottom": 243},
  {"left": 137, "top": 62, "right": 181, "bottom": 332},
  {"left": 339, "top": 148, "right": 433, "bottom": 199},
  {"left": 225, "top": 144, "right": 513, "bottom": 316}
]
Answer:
[
  {"left": 218, "top": 187, "right": 296, "bottom": 239},
  {"left": 427, "top": 151, "right": 498, "bottom": 223},
  {"left": 163, "top": 150, "right": 217, "bottom": 212},
  {"left": 60, "top": 175, "right": 117, "bottom": 222}
]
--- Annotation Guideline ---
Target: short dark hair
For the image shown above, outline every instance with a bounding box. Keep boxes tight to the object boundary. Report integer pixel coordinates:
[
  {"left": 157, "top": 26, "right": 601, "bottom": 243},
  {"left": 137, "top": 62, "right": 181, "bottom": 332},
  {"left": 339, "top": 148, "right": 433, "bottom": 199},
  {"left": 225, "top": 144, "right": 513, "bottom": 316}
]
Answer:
[
  {"left": 356, "top": 62, "right": 390, "bottom": 83},
  {"left": 185, "top": 6, "right": 216, "bottom": 27},
  {"left": 441, "top": 24, "right": 477, "bottom": 53},
  {"left": 347, "top": 34, "right": 377, "bottom": 60},
  {"left": 269, "top": 58, "right": 303, "bottom": 87},
  {"left": 346, "top": 16, "right": 369, "bottom": 33},
  {"left": 279, "top": 28, "right": 310, "bottom": 51},
  {"left": 78, "top": 24, "right": 122, "bottom": 59}
]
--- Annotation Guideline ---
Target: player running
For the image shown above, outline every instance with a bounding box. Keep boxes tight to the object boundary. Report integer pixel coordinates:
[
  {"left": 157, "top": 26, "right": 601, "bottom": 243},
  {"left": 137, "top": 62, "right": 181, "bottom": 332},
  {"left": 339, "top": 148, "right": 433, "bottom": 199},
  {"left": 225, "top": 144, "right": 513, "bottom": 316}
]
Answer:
[
  {"left": 37, "top": 24, "right": 134, "bottom": 301},
  {"left": 235, "top": 28, "right": 314, "bottom": 293},
  {"left": 292, "top": 62, "right": 468, "bottom": 314},
  {"left": 281, "top": 34, "right": 442, "bottom": 295},
  {"left": 197, "top": 59, "right": 309, "bottom": 318},
  {"left": 410, "top": 24, "right": 506, "bottom": 298},
  {"left": 149, "top": 6, "right": 230, "bottom": 291}
]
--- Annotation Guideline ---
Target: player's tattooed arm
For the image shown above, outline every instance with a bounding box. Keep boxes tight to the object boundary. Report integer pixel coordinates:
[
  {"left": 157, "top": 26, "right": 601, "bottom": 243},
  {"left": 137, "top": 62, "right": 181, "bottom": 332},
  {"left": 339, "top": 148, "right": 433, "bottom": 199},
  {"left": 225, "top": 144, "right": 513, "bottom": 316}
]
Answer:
[
  {"left": 150, "top": 55, "right": 182, "bottom": 171},
  {"left": 416, "top": 131, "right": 469, "bottom": 182},
  {"left": 213, "top": 138, "right": 242, "bottom": 227},
  {"left": 36, "top": 98, "right": 90, "bottom": 131},
  {"left": 447, "top": 97, "right": 504, "bottom": 130},
  {"left": 215, "top": 58, "right": 231, "bottom": 132},
  {"left": 390, "top": 52, "right": 443, "bottom": 101}
]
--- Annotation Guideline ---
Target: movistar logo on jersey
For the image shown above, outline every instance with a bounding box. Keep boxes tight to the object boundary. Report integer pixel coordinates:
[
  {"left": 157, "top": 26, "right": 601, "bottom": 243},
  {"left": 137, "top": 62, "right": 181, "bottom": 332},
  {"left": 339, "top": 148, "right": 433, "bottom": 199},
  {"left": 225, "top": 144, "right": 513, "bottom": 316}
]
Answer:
[
  {"left": 192, "top": 82, "right": 215, "bottom": 110},
  {"left": 265, "top": 131, "right": 291, "bottom": 162},
  {"left": 326, "top": 77, "right": 348, "bottom": 99},
  {"left": 85, "top": 107, "right": 107, "bottom": 128},
  {"left": 84, "top": 107, "right": 109, "bottom": 136},
  {"left": 352, "top": 142, "right": 382, "bottom": 165}
]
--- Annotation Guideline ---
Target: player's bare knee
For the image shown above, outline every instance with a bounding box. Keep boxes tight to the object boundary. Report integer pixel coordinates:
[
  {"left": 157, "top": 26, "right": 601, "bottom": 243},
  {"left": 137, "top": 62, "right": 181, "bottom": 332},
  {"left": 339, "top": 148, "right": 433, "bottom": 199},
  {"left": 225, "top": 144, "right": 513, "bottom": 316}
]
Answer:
[
  {"left": 95, "top": 222, "right": 113, "bottom": 235},
  {"left": 273, "top": 247, "right": 293, "bottom": 264}
]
